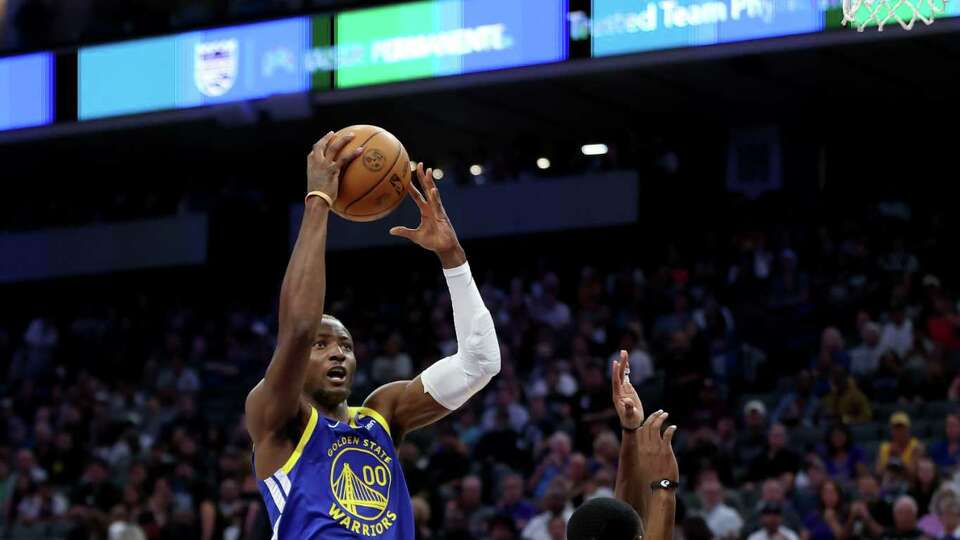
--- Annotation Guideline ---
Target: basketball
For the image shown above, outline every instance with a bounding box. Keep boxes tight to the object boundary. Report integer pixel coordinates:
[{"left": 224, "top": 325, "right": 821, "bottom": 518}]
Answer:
[{"left": 332, "top": 124, "right": 411, "bottom": 222}]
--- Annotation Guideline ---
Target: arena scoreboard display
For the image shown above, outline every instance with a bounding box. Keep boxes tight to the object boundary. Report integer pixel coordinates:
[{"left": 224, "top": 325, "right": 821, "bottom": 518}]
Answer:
[{"left": 1, "top": 0, "right": 958, "bottom": 130}]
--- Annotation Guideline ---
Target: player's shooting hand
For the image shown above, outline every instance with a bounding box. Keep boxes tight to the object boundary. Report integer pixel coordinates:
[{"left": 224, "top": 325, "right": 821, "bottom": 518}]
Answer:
[
  {"left": 390, "top": 162, "right": 464, "bottom": 263},
  {"left": 637, "top": 409, "right": 679, "bottom": 483},
  {"left": 612, "top": 350, "right": 644, "bottom": 430},
  {"left": 306, "top": 131, "right": 363, "bottom": 203}
]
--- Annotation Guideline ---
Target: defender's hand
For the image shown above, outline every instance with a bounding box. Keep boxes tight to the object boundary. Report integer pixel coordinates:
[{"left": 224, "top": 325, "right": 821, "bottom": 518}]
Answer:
[
  {"left": 638, "top": 410, "right": 679, "bottom": 482},
  {"left": 306, "top": 131, "right": 363, "bottom": 202},
  {"left": 613, "top": 350, "right": 644, "bottom": 430},
  {"left": 390, "top": 163, "right": 463, "bottom": 262}
]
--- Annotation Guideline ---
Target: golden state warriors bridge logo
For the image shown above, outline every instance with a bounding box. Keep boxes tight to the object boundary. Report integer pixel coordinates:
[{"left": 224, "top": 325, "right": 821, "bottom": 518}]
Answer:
[
  {"left": 332, "top": 448, "right": 390, "bottom": 518},
  {"left": 327, "top": 438, "right": 398, "bottom": 536}
]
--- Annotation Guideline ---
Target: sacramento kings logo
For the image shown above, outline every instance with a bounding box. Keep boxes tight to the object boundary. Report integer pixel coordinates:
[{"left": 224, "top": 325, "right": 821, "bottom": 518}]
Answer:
[
  {"left": 195, "top": 39, "right": 238, "bottom": 97},
  {"left": 329, "top": 448, "right": 392, "bottom": 521}
]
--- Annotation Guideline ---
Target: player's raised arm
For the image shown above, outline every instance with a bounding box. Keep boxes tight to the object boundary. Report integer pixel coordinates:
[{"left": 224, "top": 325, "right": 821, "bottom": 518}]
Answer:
[
  {"left": 612, "top": 352, "right": 679, "bottom": 540},
  {"left": 364, "top": 162, "right": 501, "bottom": 441},
  {"left": 245, "top": 131, "right": 361, "bottom": 444}
]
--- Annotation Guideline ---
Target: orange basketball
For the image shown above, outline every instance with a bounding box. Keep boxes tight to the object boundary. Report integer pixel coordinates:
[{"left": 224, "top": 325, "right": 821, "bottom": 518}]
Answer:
[{"left": 332, "top": 125, "right": 411, "bottom": 222}]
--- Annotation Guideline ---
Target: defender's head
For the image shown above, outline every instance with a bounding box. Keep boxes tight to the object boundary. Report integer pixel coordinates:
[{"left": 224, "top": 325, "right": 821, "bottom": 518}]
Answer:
[
  {"left": 567, "top": 497, "right": 642, "bottom": 540},
  {"left": 303, "top": 315, "right": 356, "bottom": 408}
]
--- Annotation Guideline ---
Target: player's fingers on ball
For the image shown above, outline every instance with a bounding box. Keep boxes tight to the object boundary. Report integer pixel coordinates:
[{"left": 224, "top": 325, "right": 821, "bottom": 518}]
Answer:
[
  {"left": 336, "top": 146, "right": 363, "bottom": 168},
  {"left": 326, "top": 132, "right": 355, "bottom": 159},
  {"left": 314, "top": 131, "right": 334, "bottom": 152}
]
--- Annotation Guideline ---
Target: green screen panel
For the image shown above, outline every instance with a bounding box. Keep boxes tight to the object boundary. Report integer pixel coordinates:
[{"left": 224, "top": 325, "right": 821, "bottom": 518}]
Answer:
[
  {"left": 311, "top": 15, "right": 334, "bottom": 90},
  {"left": 335, "top": 1, "right": 449, "bottom": 88}
]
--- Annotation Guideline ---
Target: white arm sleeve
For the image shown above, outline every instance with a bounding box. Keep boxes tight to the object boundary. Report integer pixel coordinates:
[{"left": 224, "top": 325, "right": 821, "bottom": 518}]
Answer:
[{"left": 420, "top": 261, "right": 501, "bottom": 410}]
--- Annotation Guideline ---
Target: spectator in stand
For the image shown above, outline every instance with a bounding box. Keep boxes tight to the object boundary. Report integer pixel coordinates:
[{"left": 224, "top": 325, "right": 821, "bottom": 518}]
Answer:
[
  {"left": 456, "top": 475, "right": 496, "bottom": 539},
  {"left": 528, "top": 273, "right": 572, "bottom": 331},
  {"left": 155, "top": 356, "right": 201, "bottom": 395},
  {"left": 821, "top": 367, "right": 873, "bottom": 423},
  {"left": 929, "top": 414, "right": 960, "bottom": 469},
  {"left": 851, "top": 322, "right": 885, "bottom": 380},
  {"left": 911, "top": 458, "right": 940, "bottom": 518},
  {"left": 772, "top": 371, "right": 819, "bottom": 428},
  {"left": 854, "top": 473, "right": 894, "bottom": 533},
  {"left": 697, "top": 477, "right": 744, "bottom": 539},
  {"left": 802, "top": 479, "right": 847, "bottom": 540},
  {"left": 529, "top": 432, "right": 573, "bottom": 500},
  {"left": 813, "top": 328, "right": 850, "bottom": 395},
  {"left": 878, "top": 413, "right": 925, "bottom": 476},
  {"left": 497, "top": 473, "right": 539, "bottom": 532},
  {"left": 412, "top": 496, "right": 434, "bottom": 540},
  {"left": 370, "top": 332, "right": 414, "bottom": 385},
  {"left": 880, "top": 496, "right": 929, "bottom": 540},
  {"left": 748, "top": 424, "right": 802, "bottom": 485},
  {"left": 565, "top": 453, "right": 591, "bottom": 506},
  {"left": 747, "top": 502, "right": 801, "bottom": 540},
  {"left": 934, "top": 494, "right": 960, "bottom": 540},
  {"left": 745, "top": 479, "right": 805, "bottom": 536},
  {"left": 483, "top": 384, "right": 531, "bottom": 435},
  {"left": 794, "top": 457, "right": 830, "bottom": 517},
  {"left": 881, "top": 304, "right": 915, "bottom": 359},
  {"left": 13, "top": 448, "right": 47, "bottom": 484},
  {"left": 918, "top": 487, "right": 959, "bottom": 539},
  {"left": 927, "top": 295, "right": 960, "bottom": 353},
  {"left": 820, "top": 424, "right": 868, "bottom": 482},
  {"left": 589, "top": 431, "right": 620, "bottom": 476},
  {"left": 681, "top": 424, "right": 736, "bottom": 489},
  {"left": 523, "top": 478, "right": 574, "bottom": 540},
  {"left": 737, "top": 401, "right": 770, "bottom": 467}
]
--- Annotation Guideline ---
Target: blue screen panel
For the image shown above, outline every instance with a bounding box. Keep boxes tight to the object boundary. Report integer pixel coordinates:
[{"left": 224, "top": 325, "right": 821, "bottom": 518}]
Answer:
[
  {"left": 592, "top": 0, "right": 823, "bottom": 57},
  {"left": 0, "top": 53, "right": 55, "bottom": 132},
  {"left": 79, "top": 17, "right": 311, "bottom": 120}
]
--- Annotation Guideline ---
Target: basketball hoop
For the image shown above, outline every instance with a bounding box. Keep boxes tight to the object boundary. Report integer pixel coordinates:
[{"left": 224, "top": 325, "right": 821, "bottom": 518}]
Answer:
[{"left": 842, "top": 0, "right": 949, "bottom": 31}]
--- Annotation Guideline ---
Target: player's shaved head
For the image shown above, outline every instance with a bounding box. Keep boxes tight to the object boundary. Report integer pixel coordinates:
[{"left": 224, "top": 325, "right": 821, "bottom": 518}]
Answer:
[{"left": 567, "top": 497, "right": 642, "bottom": 540}]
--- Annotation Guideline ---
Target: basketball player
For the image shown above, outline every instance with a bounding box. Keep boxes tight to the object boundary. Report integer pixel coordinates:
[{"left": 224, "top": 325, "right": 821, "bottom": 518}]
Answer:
[
  {"left": 566, "top": 351, "right": 679, "bottom": 540},
  {"left": 245, "top": 131, "right": 501, "bottom": 539}
]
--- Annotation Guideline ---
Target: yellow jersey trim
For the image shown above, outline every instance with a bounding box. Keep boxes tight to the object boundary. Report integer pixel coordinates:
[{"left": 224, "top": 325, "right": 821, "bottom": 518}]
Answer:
[
  {"left": 281, "top": 406, "right": 318, "bottom": 474},
  {"left": 350, "top": 406, "right": 392, "bottom": 437}
]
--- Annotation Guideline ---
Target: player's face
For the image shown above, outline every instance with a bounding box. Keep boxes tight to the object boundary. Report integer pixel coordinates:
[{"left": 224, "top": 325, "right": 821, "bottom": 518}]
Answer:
[{"left": 305, "top": 319, "right": 357, "bottom": 406}]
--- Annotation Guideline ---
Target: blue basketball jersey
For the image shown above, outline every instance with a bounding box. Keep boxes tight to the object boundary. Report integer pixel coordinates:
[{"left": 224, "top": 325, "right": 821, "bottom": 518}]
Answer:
[{"left": 254, "top": 406, "right": 414, "bottom": 539}]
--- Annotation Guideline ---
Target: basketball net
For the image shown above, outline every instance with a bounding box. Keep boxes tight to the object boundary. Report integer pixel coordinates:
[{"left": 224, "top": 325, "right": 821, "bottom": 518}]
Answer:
[{"left": 842, "top": 0, "right": 949, "bottom": 31}]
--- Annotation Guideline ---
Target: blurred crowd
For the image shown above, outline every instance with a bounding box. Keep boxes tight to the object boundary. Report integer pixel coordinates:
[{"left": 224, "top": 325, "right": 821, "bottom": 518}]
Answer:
[{"left": 1, "top": 193, "right": 959, "bottom": 540}]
